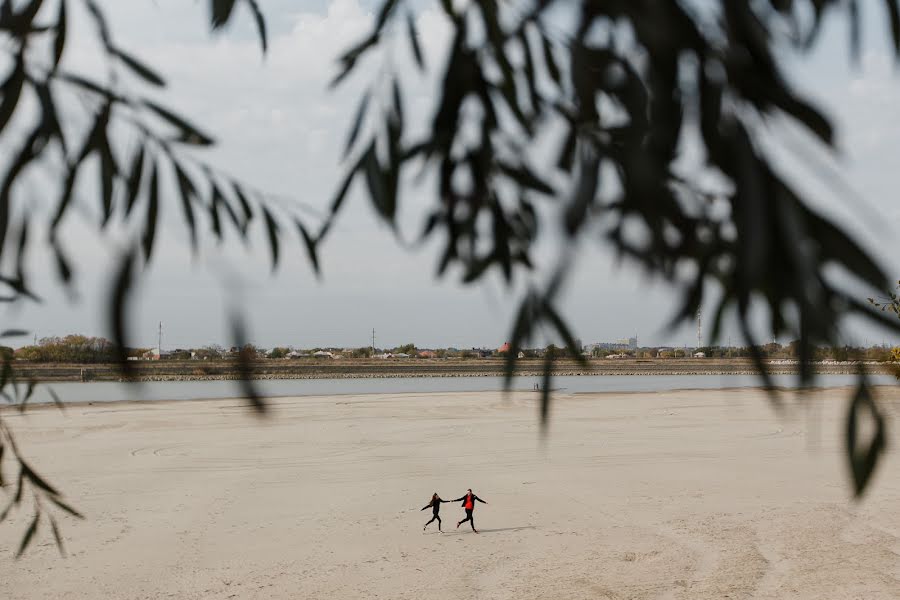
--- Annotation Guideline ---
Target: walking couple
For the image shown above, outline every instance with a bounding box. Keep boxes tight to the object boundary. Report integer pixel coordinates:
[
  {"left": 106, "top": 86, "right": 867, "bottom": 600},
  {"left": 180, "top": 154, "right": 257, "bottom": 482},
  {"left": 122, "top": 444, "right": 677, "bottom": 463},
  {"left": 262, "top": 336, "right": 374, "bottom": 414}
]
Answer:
[{"left": 421, "top": 489, "right": 487, "bottom": 533}]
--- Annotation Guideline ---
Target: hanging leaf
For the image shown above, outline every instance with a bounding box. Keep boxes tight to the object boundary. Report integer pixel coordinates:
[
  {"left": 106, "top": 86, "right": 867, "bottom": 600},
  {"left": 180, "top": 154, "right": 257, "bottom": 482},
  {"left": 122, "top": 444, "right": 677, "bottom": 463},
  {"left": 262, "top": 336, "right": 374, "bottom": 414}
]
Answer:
[
  {"left": 99, "top": 139, "right": 116, "bottom": 228},
  {"left": 49, "top": 515, "right": 65, "bottom": 557},
  {"left": 210, "top": 0, "right": 237, "bottom": 29},
  {"left": 407, "top": 11, "right": 425, "bottom": 70},
  {"left": 262, "top": 207, "right": 280, "bottom": 269},
  {"left": 111, "top": 47, "right": 166, "bottom": 87},
  {"left": 142, "top": 160, "right": 159, "bottom": 260},
  {"left": 245, "top": 0, "right": 267, "bottom": 53},
  {"left": 231, "top": 182, "right": 254, "bottom": 234},
  {"left": 296, "top": 219, "right": 320, "bottom": 275},
  {"left": 16, "top": 512, "right": 39, "bottom": 558},
  {"left": 344, "top": 90, "right": 370, "bottom": 158},
  {"left": 846, "top": 380, "right": 887, "bottom": 497},
  {"left": 51, "top": 0, "right": 67, "bottom": 72},
  {"left": 0, "top": 62, "right": 26, "bottom": 134},
  {"left": 173, "top": 162, "right": 198, "bottom": 250},
  {"left": 142, "top": 100, "right": 214, "bottom": 146},
  {"left": 229, "top": 310, "right": 266, "bottom": 415},
  {"left": 108, "top": 248, "right": 136, "bottom": 372},
  {"left": 123, "top": 145, "right": 145, "bottom": 217}
]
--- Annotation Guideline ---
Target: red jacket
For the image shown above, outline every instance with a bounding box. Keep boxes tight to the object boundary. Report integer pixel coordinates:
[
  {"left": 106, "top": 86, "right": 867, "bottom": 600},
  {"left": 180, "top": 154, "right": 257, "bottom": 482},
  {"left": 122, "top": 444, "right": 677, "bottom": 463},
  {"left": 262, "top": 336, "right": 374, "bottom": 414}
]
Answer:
[{"left": 453, "top": 493, "right": 486, "bottom": 510}]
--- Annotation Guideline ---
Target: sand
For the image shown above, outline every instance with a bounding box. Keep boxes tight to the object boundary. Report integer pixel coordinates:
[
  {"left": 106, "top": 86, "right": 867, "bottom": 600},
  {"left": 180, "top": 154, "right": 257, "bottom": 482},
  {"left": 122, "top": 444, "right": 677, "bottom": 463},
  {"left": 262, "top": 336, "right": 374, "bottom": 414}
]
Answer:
[{"left": 2, "top": 386, "right": 900, "bottom": 599}]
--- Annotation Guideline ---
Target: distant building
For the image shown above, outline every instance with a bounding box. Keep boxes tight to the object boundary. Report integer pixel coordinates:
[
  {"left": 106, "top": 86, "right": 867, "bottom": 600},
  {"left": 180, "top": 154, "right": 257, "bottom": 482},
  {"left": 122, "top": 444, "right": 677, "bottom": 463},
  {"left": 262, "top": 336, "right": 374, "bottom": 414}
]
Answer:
[
  {"left": 585, "top": 336, "right": 638, "bottom": 353},
  {"left": 418, "top": 350, "right": 437, "bottom": 358}
]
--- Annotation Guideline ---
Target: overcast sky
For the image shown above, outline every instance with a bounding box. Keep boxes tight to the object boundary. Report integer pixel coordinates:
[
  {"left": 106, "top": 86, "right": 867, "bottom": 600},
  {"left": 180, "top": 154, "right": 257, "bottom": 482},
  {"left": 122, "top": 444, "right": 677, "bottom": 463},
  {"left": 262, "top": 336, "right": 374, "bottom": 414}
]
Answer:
[{"left": 4, "top": 0, "right": 900, "bottom": 351}]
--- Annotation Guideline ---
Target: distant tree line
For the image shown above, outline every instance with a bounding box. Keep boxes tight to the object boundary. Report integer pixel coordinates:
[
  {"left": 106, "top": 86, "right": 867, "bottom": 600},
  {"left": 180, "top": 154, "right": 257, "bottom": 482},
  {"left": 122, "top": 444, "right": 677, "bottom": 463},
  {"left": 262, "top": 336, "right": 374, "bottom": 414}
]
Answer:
[
  {"left": 10, "top": 335, "right": 898, "bottom": 364},
  {"left": 14, "top": 335, "right": 129, "bottom": 363}
]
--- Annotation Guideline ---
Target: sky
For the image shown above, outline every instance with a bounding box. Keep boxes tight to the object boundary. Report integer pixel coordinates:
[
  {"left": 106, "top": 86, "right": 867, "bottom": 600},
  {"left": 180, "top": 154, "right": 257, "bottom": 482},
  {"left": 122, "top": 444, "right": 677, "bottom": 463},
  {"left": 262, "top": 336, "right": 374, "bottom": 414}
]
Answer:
[{"left": 3, "top": 0, "right": 900, "bottom": 351}]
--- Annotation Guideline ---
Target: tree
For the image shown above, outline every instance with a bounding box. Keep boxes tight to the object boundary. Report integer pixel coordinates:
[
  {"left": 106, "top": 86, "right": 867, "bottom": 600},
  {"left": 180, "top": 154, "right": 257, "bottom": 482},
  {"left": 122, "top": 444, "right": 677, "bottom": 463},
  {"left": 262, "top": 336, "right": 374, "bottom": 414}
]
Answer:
[
  {"left": 268, "top": 347, "right": 290, "bottom": 359},
  {"left": 393, "top": 343, "right": 417, "bottom": 355},
  {"left": 2, "top": 0, "right": 900, "bottom": 557}
]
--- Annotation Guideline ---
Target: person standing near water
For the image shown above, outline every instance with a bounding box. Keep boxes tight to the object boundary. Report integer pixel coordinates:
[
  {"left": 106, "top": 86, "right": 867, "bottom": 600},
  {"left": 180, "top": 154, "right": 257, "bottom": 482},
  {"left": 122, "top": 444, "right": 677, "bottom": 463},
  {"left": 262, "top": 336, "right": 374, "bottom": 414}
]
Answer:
[
  {"left": 421, "top": 493, "right": 450, "bottom": 532},
  {"left": 453, "top": 488, "right": 487, "bottom": 533}
]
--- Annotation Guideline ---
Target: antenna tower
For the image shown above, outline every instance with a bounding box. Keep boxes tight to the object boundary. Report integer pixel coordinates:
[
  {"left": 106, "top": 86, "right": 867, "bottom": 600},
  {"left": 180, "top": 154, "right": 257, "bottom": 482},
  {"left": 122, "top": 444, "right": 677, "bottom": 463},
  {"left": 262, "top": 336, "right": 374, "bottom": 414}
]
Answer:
[{"left": 696, "top": 309, "right": 702, "bottom": 349}]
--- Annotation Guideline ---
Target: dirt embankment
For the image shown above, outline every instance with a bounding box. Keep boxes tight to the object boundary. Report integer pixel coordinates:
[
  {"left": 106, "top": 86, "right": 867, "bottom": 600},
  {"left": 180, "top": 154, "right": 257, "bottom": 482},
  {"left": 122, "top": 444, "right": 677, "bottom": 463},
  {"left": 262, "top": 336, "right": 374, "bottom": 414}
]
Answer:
[{"left": 8, "top": 358, "right": 896, "bottom": 382}]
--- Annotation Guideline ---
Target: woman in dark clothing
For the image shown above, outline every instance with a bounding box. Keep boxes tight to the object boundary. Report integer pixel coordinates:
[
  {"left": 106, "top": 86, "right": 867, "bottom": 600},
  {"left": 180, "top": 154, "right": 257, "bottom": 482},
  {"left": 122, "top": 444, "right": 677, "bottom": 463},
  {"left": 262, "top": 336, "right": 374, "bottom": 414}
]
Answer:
[
  {"left": 421, "top": 493, "right": 450, "bottom": 532},
  {"left": 453, "top": 488, "right": 487, "bottom": 533}
]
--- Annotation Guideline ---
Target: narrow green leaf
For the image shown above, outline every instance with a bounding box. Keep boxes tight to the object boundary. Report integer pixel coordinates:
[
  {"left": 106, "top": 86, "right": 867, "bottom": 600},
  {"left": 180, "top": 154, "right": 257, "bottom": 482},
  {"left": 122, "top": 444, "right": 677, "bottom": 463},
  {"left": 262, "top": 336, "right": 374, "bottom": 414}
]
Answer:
[
  {"left": 230, "top": 311, "right": 266, "bottom": 415},
  {"left": 540, "top": 353, "right": 553, "bottom": 433},
  {"left": 362, "top": 146, "right": 394, "bottom": 223},
  {"left": 57, "top": 72, "right": 120, "bottom": 102},
  {"left": 109, "top": 248, "right": 136, "bottom": 373},
  {"left": 52, "top": 0, "right": 67, "bottom": 71},
  {"left": 48, "top": 495, "right": 83, "bottom": 519},
  {"left": 262, "top": 207, "right": 280, "bottom": 269},
  {"left": 848, "top": 0, "right": 860, "bottom": 63},
  {"left": 84, "top": 0, "right": 111, "bottom": 48},
  {"left": 245, "top": 0, "right": 267, "bottom": 53},
  {"left": 406, "top": 11, "right": 424, "bottom": 70},
  {"left": 21, "top": 463, "right": 60, "bottom": 497},
  {"left": 0, "top": 329, "right": 28, "bottom": 338},
  {"left": 344, "top": 90, "right": 370, "bottom": 159},
  {"left": 232, "top": 182, "right": 253, "bottom": 234},
  {"left": 0, "top": 63, "right": 26, "bottom": 134},
  {"left": 47, "top": 387, "right": 66, "bottom": 412},
  {"left": 886, "top": 0, "right": 900, "bottom": 56},
  {"left": 541, "top": 34, "right": 561, "bottom": 85},
  {"left": 99, "top": 140, "right": 115, "bottom": 228},
  {"left": 49, "top": 515, "right": 65, "bottom": 557},
  {"left": 210, "top": 0, "right": 237, "bottom": 29},
  {"left": 497, "top": 161, "right": 555, "bottom": 195},
  {"left": 542, "top": 300, "right": 587, "bottom": 365},
  {"left": 846, "top": 379, "right": 887, "bottom": 497},
  {"left": 16, "top": 512, "right": 39, "bottom": 558},
  {"left": 173, "top": 162, "right": 197, "bottom": 250},
  {"left": 123, "top": 145, "right": 145, "bottom": 216},
  {"left": 212, "top": 182, "right": 241, "bottom": 235},
  {"left": 295, "top": 219, "right": 320, "bottom": 275},
  {"left": 51, "top": 237, "right": 72, "bottom": 285},
  {"left": 142, "top": 100, "right": 214, "bottom": 146},
  {"left": 504, "top": 294, "right": 535, "bottom": 389},
  {"left": 111, "top": 47, "right": 165, "bottom": 87},
  {"left": 143, "top": 161, "right": 159, "bottom": 260}
]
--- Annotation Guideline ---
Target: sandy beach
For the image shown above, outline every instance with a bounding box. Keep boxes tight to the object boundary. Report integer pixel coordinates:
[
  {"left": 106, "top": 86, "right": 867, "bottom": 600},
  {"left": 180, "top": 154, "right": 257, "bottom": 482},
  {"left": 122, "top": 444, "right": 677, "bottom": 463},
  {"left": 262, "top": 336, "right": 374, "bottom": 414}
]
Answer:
[{"left": 2, "top": 386, "right": 900, "bottom": 599}]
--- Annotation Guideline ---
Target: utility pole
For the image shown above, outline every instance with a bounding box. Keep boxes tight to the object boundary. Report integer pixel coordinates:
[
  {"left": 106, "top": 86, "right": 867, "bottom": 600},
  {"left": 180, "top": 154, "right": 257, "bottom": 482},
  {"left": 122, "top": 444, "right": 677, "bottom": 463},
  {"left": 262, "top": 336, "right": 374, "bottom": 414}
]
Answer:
[
  {"left": 371, "top": 328, "right": 376, "bottom": 357},
  {"left": 696, "top": 309, "right": 702, "bottom": 350},
  {"left": 158, "top": 322, "right": 163, "bottom": 356}
]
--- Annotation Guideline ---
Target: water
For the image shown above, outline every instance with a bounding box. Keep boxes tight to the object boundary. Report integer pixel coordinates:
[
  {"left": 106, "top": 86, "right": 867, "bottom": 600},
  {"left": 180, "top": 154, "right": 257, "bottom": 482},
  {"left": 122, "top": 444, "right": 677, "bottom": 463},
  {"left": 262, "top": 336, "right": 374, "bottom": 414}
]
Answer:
[{"left": 20, "top": 374, "right": 897, "bottom": 405}]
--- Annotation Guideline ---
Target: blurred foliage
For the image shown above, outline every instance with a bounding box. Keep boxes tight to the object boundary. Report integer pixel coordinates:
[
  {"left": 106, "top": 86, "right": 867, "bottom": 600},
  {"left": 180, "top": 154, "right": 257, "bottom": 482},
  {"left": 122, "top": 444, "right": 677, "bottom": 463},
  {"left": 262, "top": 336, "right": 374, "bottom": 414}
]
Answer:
[
  {"left": 325, "top": 0, "right": 900, "bottom": 495},
  {"left": 2, "top": 0, "right": 900, "bottom": 557}
]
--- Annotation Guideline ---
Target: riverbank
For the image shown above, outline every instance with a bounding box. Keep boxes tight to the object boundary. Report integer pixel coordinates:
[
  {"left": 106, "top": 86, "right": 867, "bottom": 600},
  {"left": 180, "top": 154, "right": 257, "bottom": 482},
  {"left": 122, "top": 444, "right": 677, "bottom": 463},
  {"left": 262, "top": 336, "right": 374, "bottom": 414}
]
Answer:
[
  {"left": 3, "top": 387, "right": 899, "bottom": 599},
  {"left": 9, "top": 357, "right": 898, "bottom": 382}
]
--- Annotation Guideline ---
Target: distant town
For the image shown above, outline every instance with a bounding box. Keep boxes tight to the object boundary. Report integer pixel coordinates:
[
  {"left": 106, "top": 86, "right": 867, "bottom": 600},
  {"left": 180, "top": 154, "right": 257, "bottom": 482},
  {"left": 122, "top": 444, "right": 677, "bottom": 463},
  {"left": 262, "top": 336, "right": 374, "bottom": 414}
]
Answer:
[{"left": 4, "top": 333, "right": 898, "bottom": 364}]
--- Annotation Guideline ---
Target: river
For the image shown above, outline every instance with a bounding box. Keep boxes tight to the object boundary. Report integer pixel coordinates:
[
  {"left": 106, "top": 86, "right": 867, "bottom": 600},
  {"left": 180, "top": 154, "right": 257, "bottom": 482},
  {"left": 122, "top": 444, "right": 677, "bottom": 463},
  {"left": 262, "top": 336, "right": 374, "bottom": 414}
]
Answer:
[{"left": 18, "top": 373, "right": 897, "bottom": 405}]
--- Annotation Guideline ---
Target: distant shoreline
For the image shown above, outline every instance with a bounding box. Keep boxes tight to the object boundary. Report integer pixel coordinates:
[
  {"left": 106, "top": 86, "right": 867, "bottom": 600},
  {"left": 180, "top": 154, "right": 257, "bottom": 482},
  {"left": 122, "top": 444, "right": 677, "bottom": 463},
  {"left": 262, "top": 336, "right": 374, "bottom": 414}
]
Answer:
[{"left": 9, "top": 357, "right": 896, "bottom": 383}]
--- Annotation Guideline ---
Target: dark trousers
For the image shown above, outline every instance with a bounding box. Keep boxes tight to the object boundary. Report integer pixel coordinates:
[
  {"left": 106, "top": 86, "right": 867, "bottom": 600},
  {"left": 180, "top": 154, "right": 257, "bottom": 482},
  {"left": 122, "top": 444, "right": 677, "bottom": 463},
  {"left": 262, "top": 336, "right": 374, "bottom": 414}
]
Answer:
[
  {"left": 459, "top": 508, "right": 475, "bottom": 530},
  {"left": 425, "top": 514, "right": 442, "bottom": 529}
]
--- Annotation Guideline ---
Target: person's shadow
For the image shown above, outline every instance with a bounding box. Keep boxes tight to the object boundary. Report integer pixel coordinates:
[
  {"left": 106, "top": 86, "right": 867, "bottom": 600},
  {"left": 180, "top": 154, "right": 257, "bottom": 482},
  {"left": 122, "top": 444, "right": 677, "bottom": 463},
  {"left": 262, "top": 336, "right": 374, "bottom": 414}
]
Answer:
[{"left": 444, "top": 526, "right": 536, "bottom": 535}]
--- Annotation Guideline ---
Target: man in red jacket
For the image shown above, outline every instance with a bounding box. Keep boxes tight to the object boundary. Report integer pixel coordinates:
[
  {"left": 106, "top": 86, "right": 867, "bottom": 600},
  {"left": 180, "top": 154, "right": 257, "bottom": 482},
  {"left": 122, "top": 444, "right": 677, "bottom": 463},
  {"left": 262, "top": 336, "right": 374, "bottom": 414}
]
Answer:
[{"left": 453, "top": 489, "right": 487, "bottom": 533}]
